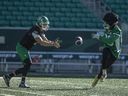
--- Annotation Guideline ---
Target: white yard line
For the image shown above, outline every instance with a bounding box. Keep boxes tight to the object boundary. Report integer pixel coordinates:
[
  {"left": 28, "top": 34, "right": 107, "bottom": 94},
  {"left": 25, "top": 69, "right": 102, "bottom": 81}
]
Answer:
[
  {"left": 0, "top": 88, "right": 55, "bottom": 96},
  {"left": 0, "top": 94, "right": 15, "bottom": 96}
]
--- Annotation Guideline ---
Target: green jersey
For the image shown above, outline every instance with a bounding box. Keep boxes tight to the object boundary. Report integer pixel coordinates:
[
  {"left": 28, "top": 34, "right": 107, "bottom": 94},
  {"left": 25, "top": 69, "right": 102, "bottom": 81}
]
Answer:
[{"left": 99, "top": 25, "right": 122, "bottom": 59}]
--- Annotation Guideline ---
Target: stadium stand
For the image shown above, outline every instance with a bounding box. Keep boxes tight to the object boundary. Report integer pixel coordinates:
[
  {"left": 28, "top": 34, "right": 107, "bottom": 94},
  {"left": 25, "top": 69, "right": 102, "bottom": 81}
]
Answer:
[
  {"left": 103, "top": 0, "right": 128, "bottom": 22},
  {"left": 0, "top": 0, "right": 102, "bottom": 28},
  {"left": 0, "top": 0, "right": 128, "bottom": 28}
]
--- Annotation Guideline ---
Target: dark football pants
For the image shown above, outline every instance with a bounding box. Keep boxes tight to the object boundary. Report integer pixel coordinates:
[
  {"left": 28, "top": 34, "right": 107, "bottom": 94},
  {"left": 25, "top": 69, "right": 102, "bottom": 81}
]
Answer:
[{"left": 98, "top": 47, "right": 117, "bottom": 78}]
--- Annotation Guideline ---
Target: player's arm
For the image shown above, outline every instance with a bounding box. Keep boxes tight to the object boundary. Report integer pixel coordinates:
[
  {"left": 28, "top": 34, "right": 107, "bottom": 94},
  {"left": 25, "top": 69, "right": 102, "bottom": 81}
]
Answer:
[
  {"left": 92, "top": 31, "right": 121, "bottom": 46},
  {"left": 41, "top": 33, "right": 61, "bottom": 48},
  {"left": 32, "top": 32, "right": 60, "bottom": 48},
  {"left": 99, "top": 31, "right": 120, "bottom": 46},
  {"left": 41, "top": 33, "right": 53, "bottom": 43}
]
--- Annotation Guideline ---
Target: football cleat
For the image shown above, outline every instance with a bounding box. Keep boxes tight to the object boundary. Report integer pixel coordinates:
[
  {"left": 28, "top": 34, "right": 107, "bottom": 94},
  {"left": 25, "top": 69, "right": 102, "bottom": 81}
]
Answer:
[
  {"left": 3, "top": 74, "right": 11, "bottom": 87},
  {"left": 100, "top": 73, "right": 107, "bottom": 82},
  {"left": 100, "top": 69, "right": 107, "bottom": 82},
  {"left": 91, "top": 75, "right": 100, "bottom": 87},
  {"left": 19, "top": 83, "right": 30, "bottom": 88}
]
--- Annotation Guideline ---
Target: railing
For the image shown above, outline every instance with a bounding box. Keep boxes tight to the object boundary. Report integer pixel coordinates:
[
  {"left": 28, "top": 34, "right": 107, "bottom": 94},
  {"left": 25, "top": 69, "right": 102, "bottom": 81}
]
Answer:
[{"left": 0, "top": 51, "right": 128, "bottom": 77}]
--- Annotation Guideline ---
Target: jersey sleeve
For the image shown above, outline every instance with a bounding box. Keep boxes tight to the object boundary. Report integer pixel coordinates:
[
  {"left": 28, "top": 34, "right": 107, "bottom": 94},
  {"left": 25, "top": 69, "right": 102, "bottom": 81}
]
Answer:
[
  {"left": 99, "top": 31, "right": 120, "bottom": 46},
  {"left": 32, "top": 31, "right": 41, "bottom": 39},
  {"left": 41, "top": 33, "right": 46, "bottom": 38},
  {"left": 41, "top": 33, "right": 48, "bottom": 41}
]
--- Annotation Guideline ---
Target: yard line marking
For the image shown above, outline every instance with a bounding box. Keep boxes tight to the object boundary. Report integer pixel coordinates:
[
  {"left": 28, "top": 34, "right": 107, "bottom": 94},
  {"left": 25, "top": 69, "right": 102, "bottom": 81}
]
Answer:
[
  {"left": 0, "top": 88, "right": 55, "bottom": 96},
  {"left": 0, "top": 94, "right": 15, "bottom": 96}
]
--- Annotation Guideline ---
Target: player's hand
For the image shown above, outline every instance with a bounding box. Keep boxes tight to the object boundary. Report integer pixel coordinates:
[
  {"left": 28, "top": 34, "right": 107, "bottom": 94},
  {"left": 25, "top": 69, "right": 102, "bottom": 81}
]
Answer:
[
  {"left": 53, "top": 41, "right": 60, "bottom": 48},
  {"left": 92, "top": 33, "right": 100, "bottom": 39},
  {"left": 53, "top": 38, "right": 62, "bottom": 48}
]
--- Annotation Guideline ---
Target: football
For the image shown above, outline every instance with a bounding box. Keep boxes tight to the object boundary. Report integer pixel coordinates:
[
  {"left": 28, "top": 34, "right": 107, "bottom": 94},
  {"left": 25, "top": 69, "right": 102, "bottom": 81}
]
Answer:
[{"left": 75, "top": 36, "right": 83, "bottom": 46}]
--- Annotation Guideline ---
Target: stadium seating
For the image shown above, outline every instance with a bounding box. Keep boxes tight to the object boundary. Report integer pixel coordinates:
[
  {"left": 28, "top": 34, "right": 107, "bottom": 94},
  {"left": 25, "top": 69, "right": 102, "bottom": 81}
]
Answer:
[
  {"left": 103, "top": 0, "right": 128, "bottom": 22},
  {"left": 0, "top": 0, "right": 102, "bottom": 28},
  {"left": 0, "top": 0, "right": 128, "bottom": 28}
]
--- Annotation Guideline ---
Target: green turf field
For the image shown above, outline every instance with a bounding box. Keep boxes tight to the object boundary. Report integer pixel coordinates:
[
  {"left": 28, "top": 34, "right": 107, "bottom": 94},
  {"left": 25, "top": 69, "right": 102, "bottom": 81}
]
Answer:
[{"left": 0, "top": 77, "right": 128, "bottom": 96}]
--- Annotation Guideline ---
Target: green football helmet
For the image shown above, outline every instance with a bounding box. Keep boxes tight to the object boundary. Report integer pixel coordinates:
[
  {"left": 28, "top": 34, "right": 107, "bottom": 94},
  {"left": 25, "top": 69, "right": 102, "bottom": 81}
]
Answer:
[{"left": 36, "top": 16, "right": 49, "bottom": 26}]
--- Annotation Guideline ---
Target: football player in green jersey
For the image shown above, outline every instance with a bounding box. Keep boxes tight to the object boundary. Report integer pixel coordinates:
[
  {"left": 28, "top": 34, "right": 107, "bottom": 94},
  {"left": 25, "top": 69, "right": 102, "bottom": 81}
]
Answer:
[{"left": 92, "top": 12, "right": 122, "bottom": 87}]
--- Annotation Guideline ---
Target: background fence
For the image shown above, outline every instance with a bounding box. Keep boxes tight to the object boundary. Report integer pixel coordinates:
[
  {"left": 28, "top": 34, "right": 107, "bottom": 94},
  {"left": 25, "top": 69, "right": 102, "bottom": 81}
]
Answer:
[{"left": 0, "top": 51, "right": 128, "bottom": 78}]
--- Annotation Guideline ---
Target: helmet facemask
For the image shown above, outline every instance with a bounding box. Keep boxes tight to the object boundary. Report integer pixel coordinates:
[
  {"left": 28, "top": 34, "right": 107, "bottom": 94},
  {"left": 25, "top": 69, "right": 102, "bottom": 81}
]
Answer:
[{"left": 40, "top": 24, "right": 49, "bottom": 31}]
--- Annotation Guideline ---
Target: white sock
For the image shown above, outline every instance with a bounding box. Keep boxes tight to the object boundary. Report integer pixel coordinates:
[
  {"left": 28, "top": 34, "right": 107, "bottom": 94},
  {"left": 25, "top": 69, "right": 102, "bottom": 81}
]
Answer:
[{"left": 102, "top": 69, "right": 107, "bottom": 75}]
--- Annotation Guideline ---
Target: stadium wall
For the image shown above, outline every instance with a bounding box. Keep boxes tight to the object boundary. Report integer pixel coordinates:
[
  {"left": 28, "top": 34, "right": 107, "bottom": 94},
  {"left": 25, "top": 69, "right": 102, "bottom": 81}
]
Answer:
[{"left": 0, "top": 27, "right": 103, "bottom": 52}]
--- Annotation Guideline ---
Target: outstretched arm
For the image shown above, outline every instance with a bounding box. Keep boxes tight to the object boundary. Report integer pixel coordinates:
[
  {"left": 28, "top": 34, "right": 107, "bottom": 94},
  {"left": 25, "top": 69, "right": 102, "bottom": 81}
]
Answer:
[{"left": 32, "top": 32, "right": 60, "bottom": 48}]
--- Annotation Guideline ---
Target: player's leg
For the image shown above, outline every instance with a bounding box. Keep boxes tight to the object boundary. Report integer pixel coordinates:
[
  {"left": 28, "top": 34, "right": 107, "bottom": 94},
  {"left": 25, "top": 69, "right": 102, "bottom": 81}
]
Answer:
[
  {"left": 92, "top": 48, "right": 112, "bottom": 87},
  {"left": 91, "top": 74, "right": 100, "bottom": 87},
  {"left": 3, "top": 58, "right": 31, "bottom": 88},
  {"left": 92, "top": 48, "right": 116, "bottom": 87},
  {"left": 18, "top": 58, "right": 32, "bottom": 88},
  {"left": 99, "top": 48, "right": 116, "bottom": 81},
  {"left": 92, "top": 48, "right": 108, "bottom": 87},
  {"left": 98, "top": 48, "right": 110, "bottom": 79},
  {"left": 3, "top": 74, "right": 11, "bottom": 87},
  {"left": 3, "top": 43, "right": 32, "bottom": 87},
  {"left": 16, "top": 43, "right": 32, "bottom": 88}
]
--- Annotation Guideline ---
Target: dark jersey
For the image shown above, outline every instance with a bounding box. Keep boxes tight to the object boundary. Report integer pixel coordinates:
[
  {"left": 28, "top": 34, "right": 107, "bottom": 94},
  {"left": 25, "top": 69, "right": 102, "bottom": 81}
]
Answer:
[{"left": 20, "top": 25, "right": 43, "bottom": 50}]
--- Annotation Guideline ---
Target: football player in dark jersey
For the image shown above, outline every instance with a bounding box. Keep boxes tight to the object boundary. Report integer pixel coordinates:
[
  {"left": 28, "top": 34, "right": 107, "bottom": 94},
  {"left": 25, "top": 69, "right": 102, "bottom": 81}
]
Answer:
[{"left": 3, "top": 16, "right": 60, "bottom": 88}]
